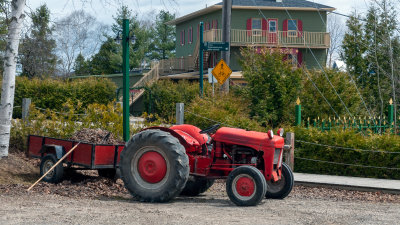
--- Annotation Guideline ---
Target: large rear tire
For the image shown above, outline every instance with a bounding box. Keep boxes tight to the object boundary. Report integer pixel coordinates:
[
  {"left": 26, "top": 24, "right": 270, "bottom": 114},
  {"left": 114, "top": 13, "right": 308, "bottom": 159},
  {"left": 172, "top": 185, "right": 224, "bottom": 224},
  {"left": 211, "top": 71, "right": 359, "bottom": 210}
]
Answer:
[
  {"left": 265, "top": 163, "right": 294, "bottom": 199},
  {"left": 120, "top": 129, "right": 189, "bottom": 202},
  {"left": 226, "top": 166, "right": 267, "bottom": 206},
  {"left": 40, "top": 154, "right": 64, "bottom": 183},
  {"left": 180, "top": 176, "right": 215, "bottom": 196}
]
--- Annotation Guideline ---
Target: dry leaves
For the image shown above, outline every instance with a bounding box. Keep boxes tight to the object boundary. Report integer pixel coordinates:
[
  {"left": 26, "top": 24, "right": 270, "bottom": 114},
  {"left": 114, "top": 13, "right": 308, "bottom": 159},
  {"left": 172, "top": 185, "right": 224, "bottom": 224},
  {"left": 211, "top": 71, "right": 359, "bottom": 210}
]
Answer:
[{"left": 69, "top": 128, "right": 124, "bottom": 145}]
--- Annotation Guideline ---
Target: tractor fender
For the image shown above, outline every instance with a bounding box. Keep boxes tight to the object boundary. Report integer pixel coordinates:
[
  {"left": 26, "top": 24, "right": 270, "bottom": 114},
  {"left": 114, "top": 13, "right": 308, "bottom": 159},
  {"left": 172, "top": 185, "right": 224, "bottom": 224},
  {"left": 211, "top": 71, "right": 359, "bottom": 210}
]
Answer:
[
  {"left": 142, "top": 126, "right": 199, "bottom": 151},
  {"left": 40, "top": 145, "right": 66, "bottom": 160}
]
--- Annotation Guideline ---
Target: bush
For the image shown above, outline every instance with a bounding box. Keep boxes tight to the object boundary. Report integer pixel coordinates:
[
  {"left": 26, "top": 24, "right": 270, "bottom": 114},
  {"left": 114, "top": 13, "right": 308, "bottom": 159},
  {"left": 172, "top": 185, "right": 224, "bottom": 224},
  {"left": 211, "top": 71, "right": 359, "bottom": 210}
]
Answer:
[
  {"left": 10, "top": 101, "right": 123, "bottom": 153},
  {"left": 10, "top": 77, "right": 117, "bottom": 118},
  {"left": 291, "top": 126, "right": 400, "bottom": 179},
  {"left": 145, "top": 80, "right": 209, "bottom": 122}
]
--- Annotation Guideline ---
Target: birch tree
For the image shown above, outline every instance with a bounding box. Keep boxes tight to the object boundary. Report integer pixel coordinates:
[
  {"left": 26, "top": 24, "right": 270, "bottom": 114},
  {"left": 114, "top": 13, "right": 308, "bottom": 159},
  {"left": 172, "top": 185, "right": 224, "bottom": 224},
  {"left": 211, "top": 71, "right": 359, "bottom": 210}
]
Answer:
[{"left": 0, "top": 0, "right": 25, "bottom": 158}]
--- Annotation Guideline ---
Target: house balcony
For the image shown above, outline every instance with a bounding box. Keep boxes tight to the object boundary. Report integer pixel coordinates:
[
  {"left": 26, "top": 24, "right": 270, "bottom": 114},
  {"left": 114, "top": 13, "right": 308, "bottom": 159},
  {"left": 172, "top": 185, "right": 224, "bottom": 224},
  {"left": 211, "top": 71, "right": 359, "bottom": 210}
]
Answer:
[{"left": 203, "top": 29, "right": 330, "bottom": 49}]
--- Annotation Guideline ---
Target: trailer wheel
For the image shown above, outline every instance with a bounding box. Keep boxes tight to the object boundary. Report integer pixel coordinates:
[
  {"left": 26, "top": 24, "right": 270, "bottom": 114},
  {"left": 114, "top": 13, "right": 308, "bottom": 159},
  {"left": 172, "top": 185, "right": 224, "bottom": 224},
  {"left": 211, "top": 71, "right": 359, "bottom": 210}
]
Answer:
[
  {"left": 265, "top": 163, "right": 294, "bottom": 199},
  {"left": 98, "top": 169, "right": 117, "bottom": 179},
  {"left": 180, "top": 176, "right": 215, "bottom": 196},
  {"left": 226, "top": 166, "right": 267, "bottom": 206},
  {"left": 40, "top": 154, "right": 64, "bottom": 183},
  {"left": 120, "top": 129, "right": 189, "bottom": 202}
]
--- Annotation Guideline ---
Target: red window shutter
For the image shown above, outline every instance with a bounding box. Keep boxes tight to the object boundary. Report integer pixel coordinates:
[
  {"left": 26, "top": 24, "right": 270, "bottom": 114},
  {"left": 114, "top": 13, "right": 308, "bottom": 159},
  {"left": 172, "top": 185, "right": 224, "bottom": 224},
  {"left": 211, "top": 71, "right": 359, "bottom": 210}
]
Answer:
[
  {"left": 297, "top": 50, "right": 303, "bottom": 66},
  {"left": 283, "top": 19, "right": 288, "bottom": 37},
  {"left": 215, "top": 20, "right": 218, "bottom": 29},
  {"left": 247, "top": 18, "right": 252, "bottom": 36},
  {"left": 183, "top": 30, "right": 185, "bottom": 45},
  {"left": 262, "top": 18, "right": 267, "bottom": 36},
  {"left": 298, "top": 20, "right": 303, "bottom": 37}
]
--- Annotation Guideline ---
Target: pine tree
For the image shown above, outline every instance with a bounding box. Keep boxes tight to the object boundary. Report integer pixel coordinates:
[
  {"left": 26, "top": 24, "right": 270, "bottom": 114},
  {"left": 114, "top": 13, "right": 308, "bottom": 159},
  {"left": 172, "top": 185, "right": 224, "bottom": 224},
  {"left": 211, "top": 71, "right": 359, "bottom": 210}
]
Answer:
[
  {"left": 73, "top": 53, "right": 91, "bottom": 76},
  {"left": 19, "top": 4, "right": 57, "bottom": 78},
  {"left": 150, "top": 10, "right": 176, "bottom": 60},
  {"left": 340, "top": 12, "right": 368, "bottom": 85}
]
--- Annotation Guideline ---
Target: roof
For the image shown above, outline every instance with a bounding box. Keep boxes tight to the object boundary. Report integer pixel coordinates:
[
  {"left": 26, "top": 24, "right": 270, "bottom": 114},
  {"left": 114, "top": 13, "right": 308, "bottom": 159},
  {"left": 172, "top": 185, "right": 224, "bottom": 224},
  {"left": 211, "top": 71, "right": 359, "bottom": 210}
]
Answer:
[
  {"left": 216, "top": 0, "right": 333, "bottom": 9},
  {"left": 167, "top": 0, "right": 335, "bottom": 25}
]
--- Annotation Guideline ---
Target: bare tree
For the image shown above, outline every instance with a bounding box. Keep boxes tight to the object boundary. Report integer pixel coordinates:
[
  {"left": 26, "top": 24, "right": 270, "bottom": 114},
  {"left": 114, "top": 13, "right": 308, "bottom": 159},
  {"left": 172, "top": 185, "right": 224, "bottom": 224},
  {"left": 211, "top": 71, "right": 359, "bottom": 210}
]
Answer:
[
  {"left": 327, "top": 13, "right": 344, "bottom": 68},
  {"left": 0, "top": 0, "right": 25, "bottom": 158},
  {"left": 54, "top": 10, "right": 107, "bottom": 76}
]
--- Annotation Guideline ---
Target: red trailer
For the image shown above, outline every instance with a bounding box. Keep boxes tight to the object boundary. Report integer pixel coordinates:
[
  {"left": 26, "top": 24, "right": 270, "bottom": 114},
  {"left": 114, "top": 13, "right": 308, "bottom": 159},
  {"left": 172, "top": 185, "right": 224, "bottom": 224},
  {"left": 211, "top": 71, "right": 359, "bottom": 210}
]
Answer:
[{"left": 28, "top": 135, "right": 125, "bottom": 183}]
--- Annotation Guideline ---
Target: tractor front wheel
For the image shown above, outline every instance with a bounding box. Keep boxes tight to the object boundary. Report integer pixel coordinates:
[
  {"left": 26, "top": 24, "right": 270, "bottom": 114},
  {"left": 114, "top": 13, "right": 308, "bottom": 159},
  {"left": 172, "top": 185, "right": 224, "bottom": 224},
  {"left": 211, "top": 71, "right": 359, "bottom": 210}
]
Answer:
[
  {"left": 226, "top": 166, "right": 267, "bottom": 206},
  {"left": 120, "top": 129, "right": 189, "bottom": 202},
  {"left": 40, "top": 154, "right": 64, "bottom": 183},
  {"left": 265, "top": 162, "right": 294, "bottom": 199}
]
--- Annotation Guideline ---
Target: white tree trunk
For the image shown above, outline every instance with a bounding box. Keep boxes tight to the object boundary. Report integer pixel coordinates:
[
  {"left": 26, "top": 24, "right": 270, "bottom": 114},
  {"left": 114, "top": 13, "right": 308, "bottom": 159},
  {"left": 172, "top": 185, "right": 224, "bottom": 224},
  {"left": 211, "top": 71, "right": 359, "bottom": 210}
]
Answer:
[{"left": 0, "top": 0, "right": 26, "bottom": 158}]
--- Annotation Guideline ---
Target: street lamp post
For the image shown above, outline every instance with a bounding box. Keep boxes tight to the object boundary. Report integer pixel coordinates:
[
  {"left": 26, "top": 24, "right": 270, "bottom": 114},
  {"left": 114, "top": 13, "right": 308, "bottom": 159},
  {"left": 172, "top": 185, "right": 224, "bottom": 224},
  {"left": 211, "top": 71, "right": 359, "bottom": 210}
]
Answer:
[{"left": 122, "top": 19, "right": 130, "bottom": 142}]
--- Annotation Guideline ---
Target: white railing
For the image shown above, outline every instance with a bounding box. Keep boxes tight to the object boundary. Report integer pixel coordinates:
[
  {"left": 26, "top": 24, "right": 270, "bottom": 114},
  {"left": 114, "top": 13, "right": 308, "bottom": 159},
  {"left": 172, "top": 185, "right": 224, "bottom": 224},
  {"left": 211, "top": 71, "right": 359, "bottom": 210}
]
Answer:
[{"left": 203, "top": 29, "right": 330, "bottom": 48}]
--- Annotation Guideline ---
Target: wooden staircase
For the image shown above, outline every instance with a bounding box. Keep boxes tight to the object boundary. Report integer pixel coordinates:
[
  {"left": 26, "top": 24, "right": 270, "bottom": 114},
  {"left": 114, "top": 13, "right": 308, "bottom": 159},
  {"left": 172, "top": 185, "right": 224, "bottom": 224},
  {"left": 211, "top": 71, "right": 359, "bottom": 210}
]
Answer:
[
  {"left": 120, "top": 62, "right": 160, "bottom": 106},
  {"left": 193, "top": 39, "right": 210, "bottom": 70}
]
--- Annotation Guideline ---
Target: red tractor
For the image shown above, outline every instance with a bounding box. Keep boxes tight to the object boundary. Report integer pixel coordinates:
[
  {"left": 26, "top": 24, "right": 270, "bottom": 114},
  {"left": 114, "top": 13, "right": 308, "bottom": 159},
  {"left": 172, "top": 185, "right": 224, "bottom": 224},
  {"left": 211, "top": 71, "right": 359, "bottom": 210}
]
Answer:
[{"left": 120, "top": 124, "right": 293, "bottom": 206}]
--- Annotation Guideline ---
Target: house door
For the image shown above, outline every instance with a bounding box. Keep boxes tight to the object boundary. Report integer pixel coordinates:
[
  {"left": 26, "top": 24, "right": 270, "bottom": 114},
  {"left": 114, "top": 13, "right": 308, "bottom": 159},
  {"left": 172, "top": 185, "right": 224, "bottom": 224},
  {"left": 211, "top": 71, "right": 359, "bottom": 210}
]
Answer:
[{"left": 267, "top": 19, "right": 278, "bottom": 44}]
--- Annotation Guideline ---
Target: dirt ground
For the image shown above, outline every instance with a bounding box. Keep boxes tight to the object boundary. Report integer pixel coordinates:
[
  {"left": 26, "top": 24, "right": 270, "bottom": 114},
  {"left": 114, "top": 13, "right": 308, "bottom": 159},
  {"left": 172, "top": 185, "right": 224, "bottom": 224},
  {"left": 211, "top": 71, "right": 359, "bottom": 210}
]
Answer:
[{"left": 1, "top": 153, "right": 400, "bottom": 225}]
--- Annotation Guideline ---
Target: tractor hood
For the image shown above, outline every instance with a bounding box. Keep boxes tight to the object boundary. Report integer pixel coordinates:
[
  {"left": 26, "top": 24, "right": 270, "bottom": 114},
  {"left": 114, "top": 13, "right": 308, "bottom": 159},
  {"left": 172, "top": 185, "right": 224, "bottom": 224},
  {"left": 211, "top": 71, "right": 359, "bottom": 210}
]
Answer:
[{"left": 213, "top": 127, "right": 284, "bottom": 150}]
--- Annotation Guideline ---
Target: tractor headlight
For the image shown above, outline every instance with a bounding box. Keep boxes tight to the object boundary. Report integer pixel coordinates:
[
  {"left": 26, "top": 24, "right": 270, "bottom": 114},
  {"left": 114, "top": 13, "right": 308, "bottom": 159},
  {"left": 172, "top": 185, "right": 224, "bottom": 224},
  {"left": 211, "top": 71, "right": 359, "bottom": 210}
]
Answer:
[
  {"left": 267, "top": 130, "right": 274, "bottom": 139},
  {"left": 277, "top": 128, "right": 284, "bottom": 137}
]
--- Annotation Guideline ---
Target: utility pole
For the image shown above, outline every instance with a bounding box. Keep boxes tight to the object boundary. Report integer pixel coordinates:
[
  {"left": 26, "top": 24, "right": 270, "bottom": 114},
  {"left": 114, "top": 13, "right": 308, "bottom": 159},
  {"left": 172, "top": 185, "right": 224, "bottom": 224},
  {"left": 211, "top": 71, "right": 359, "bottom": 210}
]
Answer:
[{"left": 221, "top": 0, "right": 232, "bottom": 93}]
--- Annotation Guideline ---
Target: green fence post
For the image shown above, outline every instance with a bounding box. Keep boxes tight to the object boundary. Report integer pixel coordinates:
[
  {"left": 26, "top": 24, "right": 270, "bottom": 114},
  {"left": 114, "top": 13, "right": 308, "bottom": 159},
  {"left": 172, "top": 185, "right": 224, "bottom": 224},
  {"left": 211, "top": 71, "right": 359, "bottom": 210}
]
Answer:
[
  {"left": 388, "top": 98, "right": 394, "bottom": 133},
  {"left": 295, "top": 97, "right": 301, "bottom": 126}
]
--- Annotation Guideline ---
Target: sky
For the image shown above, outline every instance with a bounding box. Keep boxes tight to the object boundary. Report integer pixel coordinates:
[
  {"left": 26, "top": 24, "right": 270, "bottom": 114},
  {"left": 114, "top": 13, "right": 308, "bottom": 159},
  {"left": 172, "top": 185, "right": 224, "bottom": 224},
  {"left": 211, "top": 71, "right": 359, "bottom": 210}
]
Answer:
[{"left": 26, "top": 0, "right": 370, "bottom": 26}]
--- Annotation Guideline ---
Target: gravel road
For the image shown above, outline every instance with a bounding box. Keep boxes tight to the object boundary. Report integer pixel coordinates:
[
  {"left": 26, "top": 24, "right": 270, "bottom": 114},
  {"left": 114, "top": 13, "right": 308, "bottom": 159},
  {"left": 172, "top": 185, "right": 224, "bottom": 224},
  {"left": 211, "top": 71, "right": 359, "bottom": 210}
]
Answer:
[{"left": 1, "top": 185, "right": 399, "bottom": 225}]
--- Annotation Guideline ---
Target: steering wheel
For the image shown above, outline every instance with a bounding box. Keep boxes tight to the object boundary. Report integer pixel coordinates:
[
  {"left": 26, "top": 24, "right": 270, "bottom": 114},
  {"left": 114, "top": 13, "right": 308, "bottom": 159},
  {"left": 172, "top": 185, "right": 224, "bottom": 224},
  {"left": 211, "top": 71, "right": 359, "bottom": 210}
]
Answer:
[{"left": 200, "top": 124, "right": 220, "bottom": 134}]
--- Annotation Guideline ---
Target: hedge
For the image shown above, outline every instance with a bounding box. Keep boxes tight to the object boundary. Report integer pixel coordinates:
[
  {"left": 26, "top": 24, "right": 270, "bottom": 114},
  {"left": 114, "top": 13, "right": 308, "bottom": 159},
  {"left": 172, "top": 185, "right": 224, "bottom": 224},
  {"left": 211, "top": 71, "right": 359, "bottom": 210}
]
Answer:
[
  {"left": 292, "top": 126, "right": 400, "bottom": 180},
  {"left": 2, "top": 77, "right": 117, "bottom": 118}
]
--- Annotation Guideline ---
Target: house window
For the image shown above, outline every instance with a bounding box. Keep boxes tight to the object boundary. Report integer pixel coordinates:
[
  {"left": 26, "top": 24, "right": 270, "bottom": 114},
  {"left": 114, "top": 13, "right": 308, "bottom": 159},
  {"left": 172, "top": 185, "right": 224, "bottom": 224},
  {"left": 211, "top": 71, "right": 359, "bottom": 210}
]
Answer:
[
  {"left": 269, "top": 20, "right": 277, "bottom": 33},
  {"left": 188, "top": 27, "right": 193, "bottom": 44},
  {"left": 252, "top": 18, "right": 262, "bottom": 36},
  {"left": 288, "top": 19, "right": 297, "bottom": 37},
  {"left": 180, "top": 30, "right": 185, "bottom": 45}
]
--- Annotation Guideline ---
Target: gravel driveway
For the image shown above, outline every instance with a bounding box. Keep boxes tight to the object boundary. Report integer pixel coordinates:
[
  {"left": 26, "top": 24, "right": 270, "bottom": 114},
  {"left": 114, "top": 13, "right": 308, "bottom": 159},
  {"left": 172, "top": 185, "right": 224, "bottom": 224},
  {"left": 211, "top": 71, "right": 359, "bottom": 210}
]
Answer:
[{"left": 1, "top": 187, "right": 399, "bottom": 225}]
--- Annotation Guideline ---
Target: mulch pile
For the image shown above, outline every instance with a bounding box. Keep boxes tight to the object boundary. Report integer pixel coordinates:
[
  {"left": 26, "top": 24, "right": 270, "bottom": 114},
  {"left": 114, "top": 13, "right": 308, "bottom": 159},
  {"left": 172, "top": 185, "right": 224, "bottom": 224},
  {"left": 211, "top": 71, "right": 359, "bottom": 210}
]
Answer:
[{"left": 69, "top": 128, "right": 124, "bottom": 145}]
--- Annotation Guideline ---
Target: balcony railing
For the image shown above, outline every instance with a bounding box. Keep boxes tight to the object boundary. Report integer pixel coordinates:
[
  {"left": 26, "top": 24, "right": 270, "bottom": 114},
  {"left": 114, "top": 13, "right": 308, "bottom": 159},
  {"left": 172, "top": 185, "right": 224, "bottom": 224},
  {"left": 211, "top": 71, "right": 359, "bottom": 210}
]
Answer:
[{"left": 203, "top": 29, "right": 330, "bottom": 48}]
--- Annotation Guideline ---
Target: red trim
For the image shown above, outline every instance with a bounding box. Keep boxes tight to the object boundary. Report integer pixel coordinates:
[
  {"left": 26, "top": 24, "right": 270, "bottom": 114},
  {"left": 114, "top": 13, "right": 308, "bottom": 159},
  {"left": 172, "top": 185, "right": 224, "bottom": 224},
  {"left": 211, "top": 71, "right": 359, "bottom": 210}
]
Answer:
[
  {"left": 262, "top": 19, "right": 267, "bottom": 36},
  {"left": 283, "top": 19, "right": 288, "bottom": 37},
  {"left": 246, "top": 18, "right": 252, "bottom": 36},
  {"left": 298, "top": 19, "right": 303, "bottom": 37}
]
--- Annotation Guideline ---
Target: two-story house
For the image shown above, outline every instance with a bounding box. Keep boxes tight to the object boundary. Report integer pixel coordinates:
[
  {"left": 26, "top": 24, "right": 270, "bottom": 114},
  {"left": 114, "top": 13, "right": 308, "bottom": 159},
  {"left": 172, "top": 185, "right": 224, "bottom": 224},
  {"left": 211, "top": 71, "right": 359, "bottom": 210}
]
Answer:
[{"left": 167, "top": 0, "right": 335, "bottom": 71}]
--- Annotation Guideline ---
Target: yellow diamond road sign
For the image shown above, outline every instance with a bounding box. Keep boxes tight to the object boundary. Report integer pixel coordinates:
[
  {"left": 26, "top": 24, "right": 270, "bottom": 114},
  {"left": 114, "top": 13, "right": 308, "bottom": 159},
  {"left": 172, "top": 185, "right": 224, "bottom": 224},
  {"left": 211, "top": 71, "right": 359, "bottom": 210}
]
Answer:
[{"left": 212, "top": 59, "right": 232, "bottom": 85}]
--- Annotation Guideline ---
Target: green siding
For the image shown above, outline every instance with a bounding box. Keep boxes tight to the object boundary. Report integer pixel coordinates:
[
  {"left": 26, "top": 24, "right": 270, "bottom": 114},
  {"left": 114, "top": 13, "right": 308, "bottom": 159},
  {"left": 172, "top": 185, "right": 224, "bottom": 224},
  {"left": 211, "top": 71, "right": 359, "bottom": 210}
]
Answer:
[{"left": 175, "top": 8, "right": 327, "bottom": 69}]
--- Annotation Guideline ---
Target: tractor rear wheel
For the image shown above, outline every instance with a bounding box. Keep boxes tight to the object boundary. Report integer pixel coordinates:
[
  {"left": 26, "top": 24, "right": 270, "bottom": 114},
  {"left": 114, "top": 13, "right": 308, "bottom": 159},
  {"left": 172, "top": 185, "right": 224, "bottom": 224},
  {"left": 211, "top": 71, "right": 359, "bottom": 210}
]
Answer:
[
  {"left": 40, "top": 154, "right": 64, "bottom": 183},
  {"left": 226, "top": 166, "right": 267, "bottom": 206},
  {"left": 265, "top": 162, "right": 294, "bottom": 199},
  {"left": 120, "top": 129, "right": 189, "bottom": 202},
  {"left": 180, "top": 176, "right": 215, "bottom": 196}
]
